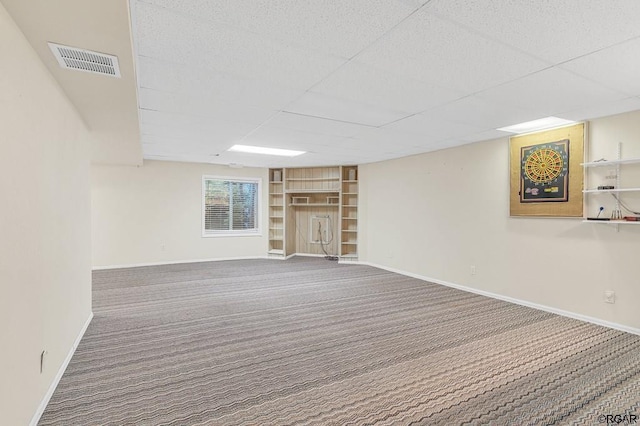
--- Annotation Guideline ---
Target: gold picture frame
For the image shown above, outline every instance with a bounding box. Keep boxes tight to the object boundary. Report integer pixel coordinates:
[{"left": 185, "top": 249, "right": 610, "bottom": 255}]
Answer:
[{"left": 509, "top": 122, "right": 585, "bottom": 217}]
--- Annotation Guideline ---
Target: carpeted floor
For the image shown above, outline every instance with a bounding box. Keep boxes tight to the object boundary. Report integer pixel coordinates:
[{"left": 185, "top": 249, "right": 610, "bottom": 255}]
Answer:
[{"left": 39, "top": 257, "right": 640, "bottom": 425}]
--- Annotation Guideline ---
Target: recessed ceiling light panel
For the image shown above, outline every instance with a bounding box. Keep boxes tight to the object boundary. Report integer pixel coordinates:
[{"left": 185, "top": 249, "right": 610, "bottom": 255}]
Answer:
[
  {"left": 497, "top": 117, "right": 576, "bottom": 134},
  {"left": 228, "top": 144, "right": 306, "bottom": 157},
  {"left": 48, "top": 42, "right": 121, "bottom": 78}
]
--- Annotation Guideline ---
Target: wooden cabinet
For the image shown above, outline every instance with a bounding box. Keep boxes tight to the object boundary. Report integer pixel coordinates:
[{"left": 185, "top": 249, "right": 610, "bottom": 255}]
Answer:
[{"left": 268, "top": 165, "right": 358, "bottom": 260}]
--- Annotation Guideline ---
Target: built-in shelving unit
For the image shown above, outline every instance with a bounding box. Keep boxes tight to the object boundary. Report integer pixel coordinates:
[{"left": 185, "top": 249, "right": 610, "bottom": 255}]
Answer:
[
  {"left": 267, "top": 165, "right": 358, "bottom": 260},
  {"left": 582, "top": 144, "right": 640, "bottom": 228},
  {"left": 268, "top": 168, "right": 285, "bottom": 256},
  {"left": 340, "top": 166, "right": 358, "bottom": 260}
]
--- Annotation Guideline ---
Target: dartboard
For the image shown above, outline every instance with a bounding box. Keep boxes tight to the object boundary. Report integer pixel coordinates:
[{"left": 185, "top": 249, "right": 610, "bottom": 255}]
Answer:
[{"left": 523, "top": 147, "right": 565, "bottom": 183}]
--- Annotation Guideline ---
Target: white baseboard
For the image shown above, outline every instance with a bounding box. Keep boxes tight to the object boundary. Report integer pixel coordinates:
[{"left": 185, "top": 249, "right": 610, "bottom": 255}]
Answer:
[
  {"left": 92, "top": 256, "right": 268, "bottom": 270},
  {"left": 361, "top": 261, "right": 640, "bottom": 337},
  {"left": 30, "top": 312, "right": 94, "bottom": 426}
]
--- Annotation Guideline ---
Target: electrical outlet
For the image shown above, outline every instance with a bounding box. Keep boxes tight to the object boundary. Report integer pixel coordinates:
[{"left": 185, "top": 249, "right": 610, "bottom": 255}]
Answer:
[
  {"left": 470, "top": 265, "right": 476, "bottom": 276},
  {"left": 604, "top": 291, "right": 615, "bottom": 304}
]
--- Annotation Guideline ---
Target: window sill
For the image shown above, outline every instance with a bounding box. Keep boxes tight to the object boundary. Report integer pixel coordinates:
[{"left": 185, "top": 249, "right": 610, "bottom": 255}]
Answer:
[{"left": 202, "top": 231, "right": 262, "bottom": 238}]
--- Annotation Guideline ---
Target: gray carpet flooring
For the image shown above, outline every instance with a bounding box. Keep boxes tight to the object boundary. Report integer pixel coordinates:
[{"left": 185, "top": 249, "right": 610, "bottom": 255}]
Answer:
[{"left": 39, "top": 257, "right": 640, "bottom": 425}]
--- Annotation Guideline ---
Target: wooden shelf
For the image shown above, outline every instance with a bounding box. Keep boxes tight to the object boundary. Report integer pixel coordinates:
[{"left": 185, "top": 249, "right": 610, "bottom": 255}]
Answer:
[
  {"left": 342, "top": 180, "right": 358, "bottom": 183},
  {"left": 343, "top": 217, "right": 357, "bottom": 220},
  {"left": 342, "top": 230, "right": 357, "bottom": 233},
  {"left": 286, "top": 177, "right": 339, "bottom": 181},
  {"left": 285, "top": 189, "right": 340, "bottom": 193},
  {"left": 341, "top": 242, "right": 358, "bottom": 245},
  {"left": 268, "top": 249, "right": 284, "bottom": 254},
  {"left": 289, "top": 203, "right": 340, "bottom": 207}
]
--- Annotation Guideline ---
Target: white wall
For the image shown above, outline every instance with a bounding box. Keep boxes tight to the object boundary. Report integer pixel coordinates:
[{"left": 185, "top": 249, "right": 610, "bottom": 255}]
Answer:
[
  {"left": 0, "top": 4, "right": 93, "bottom": 424},
  {"left": 360, "top": 110, "right": 640, "bottom": 332},
  {"left": 91, "top": 160, "right": 269, "bottom": 267}
]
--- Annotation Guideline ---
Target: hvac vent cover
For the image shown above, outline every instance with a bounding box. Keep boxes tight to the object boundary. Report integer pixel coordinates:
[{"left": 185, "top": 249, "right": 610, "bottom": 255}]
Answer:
[{"left": 48, "top": 42, "right": 121, "bottom": 78}]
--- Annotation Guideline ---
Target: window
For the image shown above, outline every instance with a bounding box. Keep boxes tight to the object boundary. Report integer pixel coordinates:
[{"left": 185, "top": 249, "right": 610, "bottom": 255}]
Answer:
[{"left": 202, "top": 176, "right": 261, "bottom": 236}]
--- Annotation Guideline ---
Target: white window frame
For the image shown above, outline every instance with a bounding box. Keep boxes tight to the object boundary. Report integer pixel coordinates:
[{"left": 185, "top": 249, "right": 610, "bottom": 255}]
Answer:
[{"left": 201, "top": 175, "right": 262, "bottom": 237}]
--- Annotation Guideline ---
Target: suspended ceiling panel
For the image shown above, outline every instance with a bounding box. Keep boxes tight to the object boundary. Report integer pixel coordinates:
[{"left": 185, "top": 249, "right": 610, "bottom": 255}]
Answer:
[{"left": 9, "top": 0, "right": 639, "bottom": 168}]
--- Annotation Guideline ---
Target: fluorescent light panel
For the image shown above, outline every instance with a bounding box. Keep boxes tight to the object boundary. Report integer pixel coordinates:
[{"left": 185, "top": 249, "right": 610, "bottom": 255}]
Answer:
[
  {"left": 497, "top": 117, "right": 576, "bottom": 134},
  {"left": 228, "top": 144, "right": 305, "bottom": 157}
]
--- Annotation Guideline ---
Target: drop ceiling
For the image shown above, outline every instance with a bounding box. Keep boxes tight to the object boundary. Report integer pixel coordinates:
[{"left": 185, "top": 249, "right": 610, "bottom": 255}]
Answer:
[{"left": 5, "top": 1, "right": 640, "bottom": 168}]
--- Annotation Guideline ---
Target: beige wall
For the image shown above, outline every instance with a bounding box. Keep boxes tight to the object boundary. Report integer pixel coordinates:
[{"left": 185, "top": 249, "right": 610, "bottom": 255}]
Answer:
[
  {"left": 0, "top": 4, "right": 93, "bottom": 425},
  {"left": 91, "top": 160, "right": 269, "bottom": 267},
  {"left": 360, "top": 110, "right": 640, "bottom": 332}
]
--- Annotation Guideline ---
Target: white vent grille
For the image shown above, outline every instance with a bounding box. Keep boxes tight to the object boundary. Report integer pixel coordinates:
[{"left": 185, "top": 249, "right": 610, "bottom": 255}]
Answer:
[{"left": 48, "top": 43, "right": 121, "bottom": 78}]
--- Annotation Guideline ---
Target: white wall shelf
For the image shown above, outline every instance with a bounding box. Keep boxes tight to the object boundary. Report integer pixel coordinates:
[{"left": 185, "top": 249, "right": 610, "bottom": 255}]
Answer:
[
  {"left": 583, "top": 188, "right": 640, "bottom": 193},
  {"left": 582, "top": 143, "right": 640, "bottom": 229},
  {"left": 581, "top": 158, "right": 640, "bottom": 167},
  {"left": 582, "top": 220, "right": 640, "bottom": 225}
]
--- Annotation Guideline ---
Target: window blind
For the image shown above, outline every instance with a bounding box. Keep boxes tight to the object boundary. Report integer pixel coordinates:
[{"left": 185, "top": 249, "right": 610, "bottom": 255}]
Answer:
[{"left": 203, "top": 178, "right": 259, "bottom": 234}]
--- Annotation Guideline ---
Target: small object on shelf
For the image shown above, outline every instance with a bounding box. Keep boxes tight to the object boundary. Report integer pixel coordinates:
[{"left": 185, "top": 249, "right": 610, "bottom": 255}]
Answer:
[
  {"left": 348, "top": 169, "right": 356, "bottom": 181},
  {"left": 291, "top": 196, "right": 309, "bottom": 205},
  {"left": 597, "top": 185, "right": 615, "bottom": 190},
  {"left": 273, "top": 170, "right": 281, "bottom": 182},
  {"left": 586, "top": 217, "right": 611, "bottom": 221},
  {"left": 624, "top": 216, "right": 640, "bottom": 221},
  {"left": 611, "top": 209, "right": 622, "bottom": 219}
]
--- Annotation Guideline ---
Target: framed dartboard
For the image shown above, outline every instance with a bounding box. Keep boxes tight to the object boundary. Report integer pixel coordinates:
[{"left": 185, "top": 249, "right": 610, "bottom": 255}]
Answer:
[
  {"left": 509, "top": 123, "right": 584, "bottom": 217},
  {"left": 520, "top": 140, "right": 569, "bottom": 202}
]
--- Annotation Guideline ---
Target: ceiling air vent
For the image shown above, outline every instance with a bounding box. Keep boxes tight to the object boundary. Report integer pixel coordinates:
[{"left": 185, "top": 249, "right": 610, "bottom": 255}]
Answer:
[{"left": 48, "top": 42, "right": 121, "bottom": 78}]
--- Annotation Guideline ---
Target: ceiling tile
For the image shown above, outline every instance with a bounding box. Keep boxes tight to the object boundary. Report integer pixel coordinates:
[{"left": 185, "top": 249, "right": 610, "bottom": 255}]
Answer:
[
  {"left": 265, "top": 112, "right": 374, "bottom": 138},
  {"left": 427, "top": 0, "right": 640, "bottom": 63},
  {"left": 242, "top": 124, "right": 350, "bottom": 150},
  {"left": 355, "top": 9, "right": 549, "bottom": 93},
  {"left": 283, "top": 92, "right": 411, "bottom": 126},
  {"left": 349, "top": 127, "right": 433, "bottom": 148},
  {"left": 137, "top": 56, "right": 304, "bottom": 110},
  {"left": 139, "top": 88, "right": 276, "bottom": 125},
  {"left": 383, "top": 110, "right": 486, "bottom": 141},
  {"left": 140, "top": 119, "right": 255, "bottom": 149},
  {"left": 459, "top": 129, "right": 510, "bottom": 144},
  {"left": 432, "top": 95, "right": 541, "bottom": 129},
  {"left": 477, "top": 67, "right": 628, "bottom": 117},
  {"left": 138, "top": 0, "right": 419, "bottom": 58},
  {"left": 559, "top": 37, "right": 640, "bottom": 96},
  {"left": 557, "top": 97, "right": 640, "bottom": 122},
  {"left": 134, "top": 1, "right": 347, "bottom": 90},
  {"left": 311, "top": 60, "right": 464, "bottom": 114}
]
